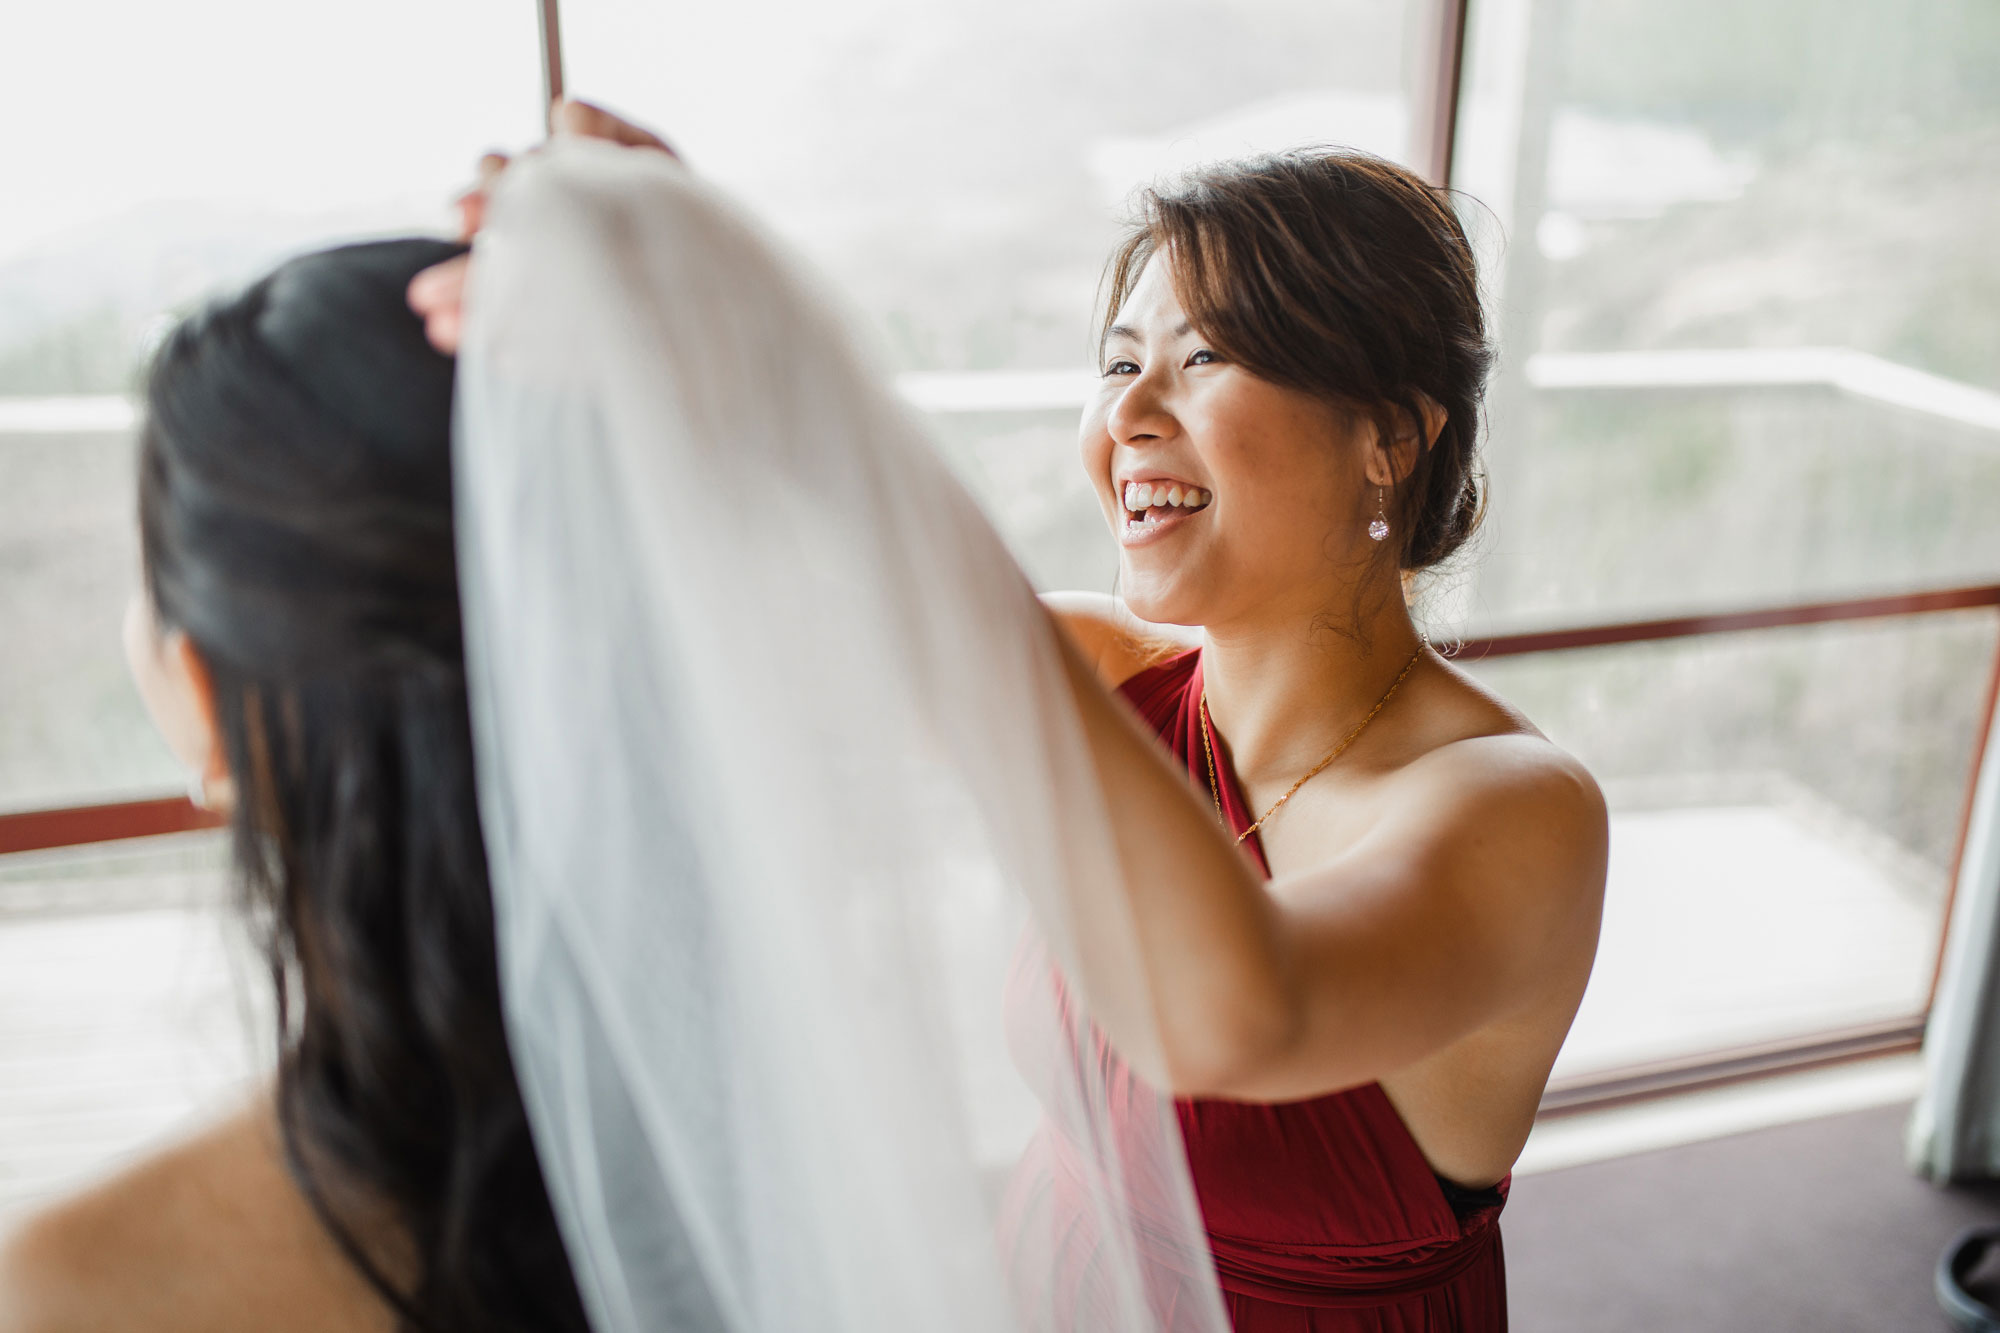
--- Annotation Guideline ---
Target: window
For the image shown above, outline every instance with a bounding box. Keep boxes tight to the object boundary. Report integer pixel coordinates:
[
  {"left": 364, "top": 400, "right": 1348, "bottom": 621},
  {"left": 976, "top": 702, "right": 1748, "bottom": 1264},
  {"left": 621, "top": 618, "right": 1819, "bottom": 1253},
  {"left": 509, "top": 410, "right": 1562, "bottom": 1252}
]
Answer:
[
  {"left": 6, "top": 0, "right": 1996, "bottom": 1172},
  {"left": 562, "top": 0, "right": 1440, "bottom": 590},
  {"left": 0, "top": 0, "right": 544, "bottom": 1218},
  {"left": 1450, "top": 0, "right": 2000, "bottom": 1084},
  {"left": 0, "top": 1, "right": 543, "bottom": 811}
]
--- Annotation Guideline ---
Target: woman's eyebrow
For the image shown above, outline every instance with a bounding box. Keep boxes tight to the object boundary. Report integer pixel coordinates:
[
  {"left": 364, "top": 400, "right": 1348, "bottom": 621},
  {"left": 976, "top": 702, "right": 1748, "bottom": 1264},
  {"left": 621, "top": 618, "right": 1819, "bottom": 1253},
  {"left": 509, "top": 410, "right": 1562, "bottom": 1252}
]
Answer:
[{"left": 1105, "top": 320, "right": 1192, "bottom": 342}]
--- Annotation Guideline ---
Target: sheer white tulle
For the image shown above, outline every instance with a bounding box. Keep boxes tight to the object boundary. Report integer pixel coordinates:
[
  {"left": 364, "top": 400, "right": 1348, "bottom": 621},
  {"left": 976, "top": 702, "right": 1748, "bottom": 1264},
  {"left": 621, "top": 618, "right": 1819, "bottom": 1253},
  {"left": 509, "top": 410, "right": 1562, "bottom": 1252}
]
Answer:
[{"left": 452, "top": 140, "right": 1230, "bottom": 1333}]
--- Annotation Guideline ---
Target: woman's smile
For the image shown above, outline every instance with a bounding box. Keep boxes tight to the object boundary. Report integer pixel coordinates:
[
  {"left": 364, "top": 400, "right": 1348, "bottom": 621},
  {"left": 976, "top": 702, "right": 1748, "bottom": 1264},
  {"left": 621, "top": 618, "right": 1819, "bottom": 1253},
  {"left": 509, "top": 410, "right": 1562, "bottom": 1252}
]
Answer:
[{"left": 1118, "top": 475, "right": 1213, "bottom": 546}]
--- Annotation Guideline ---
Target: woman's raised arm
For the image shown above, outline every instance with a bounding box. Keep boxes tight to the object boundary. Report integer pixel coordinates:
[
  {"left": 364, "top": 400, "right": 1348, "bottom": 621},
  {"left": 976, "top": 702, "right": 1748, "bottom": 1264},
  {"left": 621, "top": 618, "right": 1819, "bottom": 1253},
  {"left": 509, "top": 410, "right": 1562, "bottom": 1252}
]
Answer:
[{"left": 1046, "top": 610, "right": 1606, "bottom": 1101}]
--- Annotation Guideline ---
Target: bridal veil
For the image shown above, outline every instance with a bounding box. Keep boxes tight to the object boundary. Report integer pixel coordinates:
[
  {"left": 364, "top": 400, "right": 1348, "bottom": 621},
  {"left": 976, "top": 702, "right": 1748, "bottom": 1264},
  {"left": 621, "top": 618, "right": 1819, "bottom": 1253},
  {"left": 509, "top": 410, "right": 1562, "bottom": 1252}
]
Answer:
[{"left": 452, "top": 140, "right": 1231, "bottom": 1332}]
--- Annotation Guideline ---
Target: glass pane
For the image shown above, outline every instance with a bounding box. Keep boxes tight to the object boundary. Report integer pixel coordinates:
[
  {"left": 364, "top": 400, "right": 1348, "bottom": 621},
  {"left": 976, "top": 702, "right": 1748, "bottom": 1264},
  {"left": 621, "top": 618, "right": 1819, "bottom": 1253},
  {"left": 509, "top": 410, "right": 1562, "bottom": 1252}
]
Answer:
[
  {"left": 1452, "top": 0, "right": 2000, "bottom": 626},
  {"left": 0, "top": 2, "right": 546, "bottom": 810},
  {"left": 0, "top": 424, "right": 175, "bottom": 808},
  {"left": 566, "top": 0, "right": 1428, "bottom": 375},
  {"left": 930, "top": 412, "right": 1118, "bottom": 594},
  {"left": 1457, "top": 610, "right": 1997, "bottom": 1077},
  {"left": 0, "top": 832, "right": 264, "bottom": 1222},
  {"left": 563, "top": 0, "right": 1432, "bottom": 590}
]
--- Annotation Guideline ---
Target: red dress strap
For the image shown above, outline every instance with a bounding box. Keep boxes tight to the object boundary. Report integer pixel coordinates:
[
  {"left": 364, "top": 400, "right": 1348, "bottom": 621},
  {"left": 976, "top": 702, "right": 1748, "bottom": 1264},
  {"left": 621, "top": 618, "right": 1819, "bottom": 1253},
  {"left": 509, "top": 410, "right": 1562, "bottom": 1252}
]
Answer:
[{"left": 1116, "top": 650, "right": 1271, "bottom": 875}]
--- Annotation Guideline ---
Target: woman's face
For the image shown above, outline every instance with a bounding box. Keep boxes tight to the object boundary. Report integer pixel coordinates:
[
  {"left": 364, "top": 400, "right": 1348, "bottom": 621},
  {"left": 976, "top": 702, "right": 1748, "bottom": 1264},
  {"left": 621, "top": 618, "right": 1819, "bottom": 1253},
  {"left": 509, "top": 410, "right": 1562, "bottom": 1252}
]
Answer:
[{"left": 1081, "top": 252, "right": 1378, "bottom": 628}]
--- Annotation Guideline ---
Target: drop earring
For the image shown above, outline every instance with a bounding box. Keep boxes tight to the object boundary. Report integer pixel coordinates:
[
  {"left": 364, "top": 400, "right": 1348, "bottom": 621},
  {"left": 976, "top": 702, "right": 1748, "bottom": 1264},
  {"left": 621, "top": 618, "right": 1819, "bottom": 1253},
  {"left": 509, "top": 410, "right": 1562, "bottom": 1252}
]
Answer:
[{"left": 1367, "top": 487, "right": 1390, "bottom": 542}]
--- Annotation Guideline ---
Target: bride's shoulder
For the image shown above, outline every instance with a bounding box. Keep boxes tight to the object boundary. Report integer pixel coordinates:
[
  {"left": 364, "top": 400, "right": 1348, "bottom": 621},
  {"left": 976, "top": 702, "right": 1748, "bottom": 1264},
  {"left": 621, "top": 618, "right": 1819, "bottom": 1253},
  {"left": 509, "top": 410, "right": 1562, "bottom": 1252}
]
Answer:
[
  {"left": 0, "top": 1098, "right": 391, "bottom": 1333},
  {"left": 1040, "top": 591, "right": 1200, "bottom": 688}
]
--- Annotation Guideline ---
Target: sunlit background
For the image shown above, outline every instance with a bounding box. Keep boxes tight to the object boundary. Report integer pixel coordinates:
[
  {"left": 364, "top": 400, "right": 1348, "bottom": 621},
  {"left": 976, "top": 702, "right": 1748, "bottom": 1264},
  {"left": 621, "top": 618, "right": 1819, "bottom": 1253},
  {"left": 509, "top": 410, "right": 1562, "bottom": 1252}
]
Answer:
[{"left": 3, "top": 0, "right": 1998, "bottom": 1231}]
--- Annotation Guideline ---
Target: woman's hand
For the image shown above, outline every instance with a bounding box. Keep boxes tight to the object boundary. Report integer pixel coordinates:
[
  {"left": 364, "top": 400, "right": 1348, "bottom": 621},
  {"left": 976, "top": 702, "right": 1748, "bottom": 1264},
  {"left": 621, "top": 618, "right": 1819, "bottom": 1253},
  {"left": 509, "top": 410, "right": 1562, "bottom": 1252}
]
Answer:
[
  {"left": 546, "top": 99, "right": 677, "bottom": 155},
  {"left": 408, "top": 100, "right": 676, "bottom": 354}
]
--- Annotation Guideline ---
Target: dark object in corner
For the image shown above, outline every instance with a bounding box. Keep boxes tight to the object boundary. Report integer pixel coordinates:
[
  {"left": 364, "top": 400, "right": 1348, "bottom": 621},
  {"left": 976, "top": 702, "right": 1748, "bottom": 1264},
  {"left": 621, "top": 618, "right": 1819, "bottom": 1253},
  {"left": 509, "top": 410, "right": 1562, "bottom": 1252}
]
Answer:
[{"left": 1940, "top": 1224, "right": 2000, "bottom": 1331}]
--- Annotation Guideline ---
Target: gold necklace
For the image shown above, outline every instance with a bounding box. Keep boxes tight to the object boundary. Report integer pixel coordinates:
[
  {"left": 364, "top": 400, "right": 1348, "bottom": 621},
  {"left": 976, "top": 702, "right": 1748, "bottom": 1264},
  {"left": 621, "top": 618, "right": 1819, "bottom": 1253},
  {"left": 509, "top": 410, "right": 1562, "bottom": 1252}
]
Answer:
[{"left": 1199, "top": 641, "right": 1427, "bottom": 845}]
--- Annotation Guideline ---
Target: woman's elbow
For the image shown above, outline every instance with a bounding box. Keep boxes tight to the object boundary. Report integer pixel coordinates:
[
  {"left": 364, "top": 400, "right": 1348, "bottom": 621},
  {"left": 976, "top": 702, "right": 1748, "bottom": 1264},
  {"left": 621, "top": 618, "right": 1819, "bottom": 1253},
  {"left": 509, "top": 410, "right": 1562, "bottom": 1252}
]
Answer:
[{"left": 1158, "top": 983, "right": 1305, "bottom": 1099}]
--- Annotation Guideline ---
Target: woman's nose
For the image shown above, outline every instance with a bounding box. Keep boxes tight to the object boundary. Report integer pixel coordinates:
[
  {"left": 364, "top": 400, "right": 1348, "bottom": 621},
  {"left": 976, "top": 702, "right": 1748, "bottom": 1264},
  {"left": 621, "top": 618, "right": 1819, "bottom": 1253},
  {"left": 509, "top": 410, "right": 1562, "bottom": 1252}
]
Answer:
[{"left": 1106, "top": 370, "right": 1174, "bottom": 444}]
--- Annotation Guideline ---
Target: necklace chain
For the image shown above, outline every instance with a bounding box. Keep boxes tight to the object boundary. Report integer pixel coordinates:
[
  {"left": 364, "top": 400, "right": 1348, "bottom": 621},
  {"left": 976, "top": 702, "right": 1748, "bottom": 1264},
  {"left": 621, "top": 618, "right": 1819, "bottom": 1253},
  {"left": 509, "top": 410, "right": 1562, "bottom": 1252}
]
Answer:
[{"left": 1199, "top": 641, "right": 1427, "bottom": 845}]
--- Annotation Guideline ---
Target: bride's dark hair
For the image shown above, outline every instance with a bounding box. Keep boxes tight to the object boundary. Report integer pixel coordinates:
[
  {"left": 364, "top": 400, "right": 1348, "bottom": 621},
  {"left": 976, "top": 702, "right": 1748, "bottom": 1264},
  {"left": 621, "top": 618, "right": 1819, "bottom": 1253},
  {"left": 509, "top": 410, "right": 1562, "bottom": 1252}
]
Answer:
[{"left": 137, "top": 238, "right": 589, "bottom": 1332}]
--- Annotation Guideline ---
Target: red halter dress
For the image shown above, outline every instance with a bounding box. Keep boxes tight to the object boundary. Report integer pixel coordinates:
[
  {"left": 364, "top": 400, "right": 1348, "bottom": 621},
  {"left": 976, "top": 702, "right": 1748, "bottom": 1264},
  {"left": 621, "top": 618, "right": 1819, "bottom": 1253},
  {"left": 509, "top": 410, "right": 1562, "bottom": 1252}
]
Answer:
[{"left": 1000, "top": 649, "right": 1508, "bottom": 1332}]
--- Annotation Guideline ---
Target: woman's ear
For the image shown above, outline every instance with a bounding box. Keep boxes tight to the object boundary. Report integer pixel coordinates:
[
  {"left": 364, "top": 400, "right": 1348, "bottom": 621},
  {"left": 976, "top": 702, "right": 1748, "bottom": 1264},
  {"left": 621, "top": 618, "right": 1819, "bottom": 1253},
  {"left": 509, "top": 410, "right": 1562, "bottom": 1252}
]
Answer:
[
  {"left": 1362, "top": 397, "right": 1449, "bottom": 488},
  {"left": 1412, "top": 394, "right": 1448, "bottom": 455},
  {"left": 123, "top": 595, "right": 235, "bottom": 811},
  {"left": 167, "top": 634, "right": 235, "bottom": 808}
]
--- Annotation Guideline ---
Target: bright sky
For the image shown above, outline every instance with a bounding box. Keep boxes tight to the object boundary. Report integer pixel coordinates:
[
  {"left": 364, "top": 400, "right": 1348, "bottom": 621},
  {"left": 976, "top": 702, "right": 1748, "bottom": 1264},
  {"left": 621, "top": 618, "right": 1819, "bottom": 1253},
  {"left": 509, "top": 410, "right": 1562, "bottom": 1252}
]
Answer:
[
  {"left": 5, "top": 0, "right": 1419, "bottom": 266},
  {"left": 2, "top": 0, "right": 546, "bottom": 262},
  {"left": 1, "top": 0, "right": 997, "bottom": 264}
]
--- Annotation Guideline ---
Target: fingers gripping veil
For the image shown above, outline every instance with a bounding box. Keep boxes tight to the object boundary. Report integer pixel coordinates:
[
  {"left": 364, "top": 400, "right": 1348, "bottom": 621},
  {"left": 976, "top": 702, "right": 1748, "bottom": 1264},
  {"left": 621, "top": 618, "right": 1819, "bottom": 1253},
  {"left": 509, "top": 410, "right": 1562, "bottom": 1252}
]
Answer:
[{"left": 454, "top": 140, "right": 1231, "bottom": 1332}]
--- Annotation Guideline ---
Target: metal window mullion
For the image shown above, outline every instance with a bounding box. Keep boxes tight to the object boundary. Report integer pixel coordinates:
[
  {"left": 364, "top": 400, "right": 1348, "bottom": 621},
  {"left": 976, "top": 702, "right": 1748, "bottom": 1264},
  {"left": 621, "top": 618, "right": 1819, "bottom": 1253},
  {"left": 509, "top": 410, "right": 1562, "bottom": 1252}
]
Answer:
[
  {"left": 1415, "top": 0, "right": 1471, "bottom": 188},
  {"left": 538, "top": 0, "right": 565, "bottom": 125}
]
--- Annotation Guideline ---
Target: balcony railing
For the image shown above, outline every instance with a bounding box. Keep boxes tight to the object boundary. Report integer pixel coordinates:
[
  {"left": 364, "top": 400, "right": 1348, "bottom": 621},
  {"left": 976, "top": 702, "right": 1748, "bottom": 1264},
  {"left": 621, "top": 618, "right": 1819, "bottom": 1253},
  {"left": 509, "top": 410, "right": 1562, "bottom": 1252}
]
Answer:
[{"left": 13, "top": 343, "right": 1999, "bottom": 434}]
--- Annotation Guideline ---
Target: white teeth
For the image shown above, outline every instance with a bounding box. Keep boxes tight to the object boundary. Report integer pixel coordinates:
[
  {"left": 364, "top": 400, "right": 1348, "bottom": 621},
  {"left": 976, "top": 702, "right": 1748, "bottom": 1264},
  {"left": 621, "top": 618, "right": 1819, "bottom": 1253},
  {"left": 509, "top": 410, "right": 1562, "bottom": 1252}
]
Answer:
[{"left": 1121, "top": 481, "right": 1210, "bottom": 513}]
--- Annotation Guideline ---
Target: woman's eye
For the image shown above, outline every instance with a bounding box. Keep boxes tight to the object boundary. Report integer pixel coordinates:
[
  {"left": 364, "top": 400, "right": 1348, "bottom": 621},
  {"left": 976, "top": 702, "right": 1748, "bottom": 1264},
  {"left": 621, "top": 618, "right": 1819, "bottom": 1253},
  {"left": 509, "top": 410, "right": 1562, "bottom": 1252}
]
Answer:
[
  {"left": 1102, "top": 359, "right": 1140, "bottom": 376},
  {"left": 1186, "top": 348, "right": 1220, "bottom": 367}
]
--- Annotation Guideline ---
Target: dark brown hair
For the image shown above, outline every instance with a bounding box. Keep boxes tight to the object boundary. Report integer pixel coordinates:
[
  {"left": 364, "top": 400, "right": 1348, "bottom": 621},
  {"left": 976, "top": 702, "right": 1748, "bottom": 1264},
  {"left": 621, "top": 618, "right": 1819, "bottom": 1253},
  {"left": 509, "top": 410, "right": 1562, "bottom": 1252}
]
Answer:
[
  {"left": 139, "top": 239, "right": 589, "bottom": 1332},
  {"left": 1101, "top": 148, "right": 1493, "bottom": 573}
]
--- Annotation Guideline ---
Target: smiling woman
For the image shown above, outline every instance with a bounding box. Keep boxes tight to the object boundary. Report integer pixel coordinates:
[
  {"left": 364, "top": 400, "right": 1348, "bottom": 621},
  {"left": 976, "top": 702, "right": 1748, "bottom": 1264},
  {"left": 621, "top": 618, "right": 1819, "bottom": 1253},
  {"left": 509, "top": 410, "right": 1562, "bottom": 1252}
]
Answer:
[
  {"left": 1036, "top": 148, "right": 1605, "bottom": 1332},
  {"left": 1088, "top": 151, "right": 1488, "bottom": 612}
]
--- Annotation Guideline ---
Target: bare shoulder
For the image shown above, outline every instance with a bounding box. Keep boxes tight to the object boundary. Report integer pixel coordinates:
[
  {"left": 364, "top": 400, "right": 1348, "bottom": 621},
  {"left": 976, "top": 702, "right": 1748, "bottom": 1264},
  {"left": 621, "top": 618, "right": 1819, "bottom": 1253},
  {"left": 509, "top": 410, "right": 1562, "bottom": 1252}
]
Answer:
[
  {"left": 1368, "top": 655, "right": 1611, "bottom": 909},
  {"left": 1411, "top": 651, "right": 1600, "bottom": 804},
  {"left": 1390, "top": 703, "right": 1611, "bottom": 918},
  {"left": 0, "top": 1097, "right": 391, "bottom": 1333},
  {"left": 1419, "top": 729, "right": 1607, "bottom": 841},
  {"left": 1041, "top": 590, "right": 1200, "bottom": 688}
]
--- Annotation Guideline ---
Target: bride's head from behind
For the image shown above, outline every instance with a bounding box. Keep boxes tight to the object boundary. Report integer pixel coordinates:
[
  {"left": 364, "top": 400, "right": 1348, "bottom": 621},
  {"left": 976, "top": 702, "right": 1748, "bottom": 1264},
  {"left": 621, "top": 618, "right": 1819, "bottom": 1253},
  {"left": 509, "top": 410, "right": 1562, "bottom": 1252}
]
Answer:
[
  {"left": 122, "top": 239, "right": 588, "bottom": 1330},
  {"left": 1085, "top": 149, "right": 1492, "bottom": 632}
]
